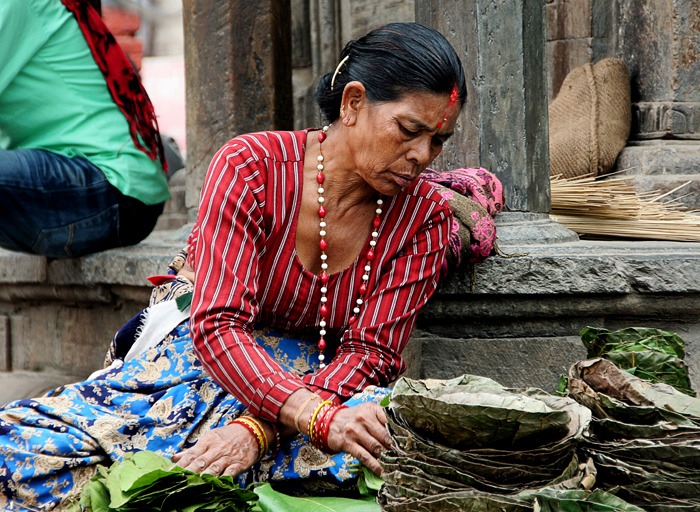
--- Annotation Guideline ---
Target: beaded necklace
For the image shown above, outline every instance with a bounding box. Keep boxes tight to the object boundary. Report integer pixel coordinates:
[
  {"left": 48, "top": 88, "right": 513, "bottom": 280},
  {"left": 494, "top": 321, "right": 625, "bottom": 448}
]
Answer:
[{"left": 315, "top": 125, "right": 384, "bottom": 368}]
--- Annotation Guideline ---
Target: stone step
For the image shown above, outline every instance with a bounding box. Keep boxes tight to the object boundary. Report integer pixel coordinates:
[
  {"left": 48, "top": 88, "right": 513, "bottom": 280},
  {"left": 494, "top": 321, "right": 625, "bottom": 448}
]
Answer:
[{"left": 0, "top": 371, "right": 85, "bottom": 406}]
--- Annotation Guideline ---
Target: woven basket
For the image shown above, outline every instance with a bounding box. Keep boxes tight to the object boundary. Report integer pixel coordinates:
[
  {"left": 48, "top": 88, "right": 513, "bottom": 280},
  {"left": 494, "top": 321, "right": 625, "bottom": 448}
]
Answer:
[{"left": 549, "top": 58, "right": 631, "bottom": 178}]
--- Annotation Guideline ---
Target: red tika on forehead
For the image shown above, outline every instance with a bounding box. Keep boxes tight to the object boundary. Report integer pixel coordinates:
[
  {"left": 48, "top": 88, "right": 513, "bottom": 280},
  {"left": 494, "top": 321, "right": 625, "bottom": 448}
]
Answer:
[
  {"left": 449, "top": 83, "right": 460, "bottom": 106},
  {"left": 437, "top": 83, "right": 460, "bottom": 129}
]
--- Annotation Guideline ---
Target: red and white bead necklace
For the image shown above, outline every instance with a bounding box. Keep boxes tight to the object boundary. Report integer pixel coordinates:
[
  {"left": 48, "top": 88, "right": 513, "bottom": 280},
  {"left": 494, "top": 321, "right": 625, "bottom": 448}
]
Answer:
[{"left": 315, "top": 125, "right": 384, "bottom": 368}]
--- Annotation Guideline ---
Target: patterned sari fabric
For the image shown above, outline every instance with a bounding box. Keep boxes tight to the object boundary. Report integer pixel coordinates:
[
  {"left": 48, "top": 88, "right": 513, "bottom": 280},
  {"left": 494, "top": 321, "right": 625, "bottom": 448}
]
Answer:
[{"left": 0, "top": 285, "right": 389, "bottom": 510}]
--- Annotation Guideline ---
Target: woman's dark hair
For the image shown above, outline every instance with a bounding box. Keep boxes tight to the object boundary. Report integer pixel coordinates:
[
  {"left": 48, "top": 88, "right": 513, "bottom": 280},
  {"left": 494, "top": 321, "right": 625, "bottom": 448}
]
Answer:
[{"left": 316, "top": 22, "right": 467, "bottom": 122}]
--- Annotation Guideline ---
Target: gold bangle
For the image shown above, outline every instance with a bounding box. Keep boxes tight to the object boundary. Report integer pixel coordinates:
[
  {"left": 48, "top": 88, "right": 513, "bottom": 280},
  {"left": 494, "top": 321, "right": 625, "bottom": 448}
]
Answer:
[
  {"left": 293, "top": 393, "right": 320, "bottom": 433},
  {"left": 245, "top": 416, "right": 268, "bottom": 459},
  {"left": 308, "top": 400, "right": 333, "bottom": 444}
]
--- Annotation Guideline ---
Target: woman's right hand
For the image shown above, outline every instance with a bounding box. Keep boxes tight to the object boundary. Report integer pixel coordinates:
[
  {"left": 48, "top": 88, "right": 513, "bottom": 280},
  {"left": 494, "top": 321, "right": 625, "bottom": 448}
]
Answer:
[
  {"left": 324, "top": 402, "right": 393, "bottom": 476},
  {"left": 172, "top": 422, "right": 259, "bottom": 477}
]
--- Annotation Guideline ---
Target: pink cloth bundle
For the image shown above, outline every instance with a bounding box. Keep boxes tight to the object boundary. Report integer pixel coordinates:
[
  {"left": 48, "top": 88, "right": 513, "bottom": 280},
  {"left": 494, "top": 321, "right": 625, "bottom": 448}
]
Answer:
[{"left": 422, "top": 168, "right": 505, "bottom": 274}]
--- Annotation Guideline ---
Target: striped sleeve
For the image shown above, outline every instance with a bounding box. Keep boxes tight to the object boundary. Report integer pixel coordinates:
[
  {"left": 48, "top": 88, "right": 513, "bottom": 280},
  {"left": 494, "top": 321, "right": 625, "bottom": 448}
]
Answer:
[
  {"left": 188, "top": 135, "right": 306, "bottom": 422},
  {"left": 303, "top": 194, "right": 452, "bottom": 399}
]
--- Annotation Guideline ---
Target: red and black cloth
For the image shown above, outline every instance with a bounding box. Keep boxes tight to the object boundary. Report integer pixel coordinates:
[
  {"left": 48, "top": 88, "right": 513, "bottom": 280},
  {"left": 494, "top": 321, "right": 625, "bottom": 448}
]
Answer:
[{"left": 60, "top": 0, "right": 168, "bottom": 172}]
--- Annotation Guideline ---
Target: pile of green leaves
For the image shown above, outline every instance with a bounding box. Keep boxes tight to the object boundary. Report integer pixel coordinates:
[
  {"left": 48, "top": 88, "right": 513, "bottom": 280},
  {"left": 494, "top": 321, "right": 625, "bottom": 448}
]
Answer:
[
  {"left": 72, "top": 451, "right": 383, "bottom": 512},
  {"left": 378, "top": 486, "right": 646, "bottom": 512},
  {"left": 530, "top": 489, "right": 646, "bottom": 512},
  {"left": 73, "top": 451, "right": 258, "bottom": 512},
  {"left": 580, "top": 326, "right": 695, "bottom": 396},
  {"left": 387, "top": 374, "right": 575, "bottom": 450}
]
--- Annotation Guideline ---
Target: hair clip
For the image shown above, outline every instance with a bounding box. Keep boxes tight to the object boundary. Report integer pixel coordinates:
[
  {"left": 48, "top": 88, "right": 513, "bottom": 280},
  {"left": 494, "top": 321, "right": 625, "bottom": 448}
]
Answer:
[{"left": 330, "top": 55, "right": 350, "bottom": 90}]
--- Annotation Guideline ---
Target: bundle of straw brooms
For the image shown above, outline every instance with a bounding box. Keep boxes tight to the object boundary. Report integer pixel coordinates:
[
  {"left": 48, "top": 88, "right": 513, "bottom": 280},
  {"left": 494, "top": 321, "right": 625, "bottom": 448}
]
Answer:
[{"left": 550, "top": 173, "right": 700, "bottom": 242}]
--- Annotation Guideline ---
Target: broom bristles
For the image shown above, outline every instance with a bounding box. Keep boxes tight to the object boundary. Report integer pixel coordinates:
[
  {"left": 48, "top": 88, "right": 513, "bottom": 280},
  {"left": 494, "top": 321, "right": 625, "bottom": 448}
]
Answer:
[{"left": 550, "top": 174, "right": 700, "bottom": 242}]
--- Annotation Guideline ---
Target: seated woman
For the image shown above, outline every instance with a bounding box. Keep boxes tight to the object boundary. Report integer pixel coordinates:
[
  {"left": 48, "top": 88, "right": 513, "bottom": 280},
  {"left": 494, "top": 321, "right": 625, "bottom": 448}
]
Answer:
[{"left": 0, "top": 22, "right": 466, "bottom": 510}]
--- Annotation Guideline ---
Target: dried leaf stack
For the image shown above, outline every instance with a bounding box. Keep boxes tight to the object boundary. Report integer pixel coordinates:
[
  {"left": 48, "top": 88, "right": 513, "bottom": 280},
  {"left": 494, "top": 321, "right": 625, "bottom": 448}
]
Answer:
[
  {"left": 377, "top": 375, "right": 641, "bottom": 511},
  {"left": 568, "top": 353, "right": 700, "bottom": 511}
]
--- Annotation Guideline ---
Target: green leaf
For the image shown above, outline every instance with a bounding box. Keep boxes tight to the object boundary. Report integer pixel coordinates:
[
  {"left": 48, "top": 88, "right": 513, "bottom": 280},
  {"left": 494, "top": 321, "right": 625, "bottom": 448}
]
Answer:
[
  {"left": 532, "top": 488, "right": 647, "bottom": 511},
  {"left": 556, "top": 374, "right": 569, "bottom": 396},
  {"left": 102, "top": 452, "right": 175, "bottom": 507},
  {"left": 357, "top": 465, "right": 384, "bottom": 496},
  {"left": 580, "top": 326, "right": 687, "bottom": 358},
  {"left": 380, "top": 394, "right": 391, "bottom": 408},
  {"left": 79, "top": 479, "right": 112, "bottom": 512},
  {"left": 254, "top": 483, "right": 380, "bottom": 512},
  {"left": 578, "top": 326, "right": 695, "bottom": 396}
]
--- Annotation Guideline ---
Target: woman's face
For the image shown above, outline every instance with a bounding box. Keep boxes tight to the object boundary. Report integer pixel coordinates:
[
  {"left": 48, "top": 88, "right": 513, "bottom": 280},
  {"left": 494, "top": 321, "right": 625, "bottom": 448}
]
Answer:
[{"left": 347, "top": 88, "right": 459, "bottom": 196}]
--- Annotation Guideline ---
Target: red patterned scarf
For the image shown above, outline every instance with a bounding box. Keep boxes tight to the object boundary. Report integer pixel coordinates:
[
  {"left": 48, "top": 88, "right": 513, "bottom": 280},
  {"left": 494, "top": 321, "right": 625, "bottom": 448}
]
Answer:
[{"left": 61, "top": 0, "right": 168, "bottom": 172}]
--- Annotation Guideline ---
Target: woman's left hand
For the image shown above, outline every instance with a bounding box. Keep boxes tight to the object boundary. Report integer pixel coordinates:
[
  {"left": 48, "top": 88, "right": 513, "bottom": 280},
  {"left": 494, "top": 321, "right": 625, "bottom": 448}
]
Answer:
[{"left": 172, "top": 423, "right": 259, "bottom": 477}]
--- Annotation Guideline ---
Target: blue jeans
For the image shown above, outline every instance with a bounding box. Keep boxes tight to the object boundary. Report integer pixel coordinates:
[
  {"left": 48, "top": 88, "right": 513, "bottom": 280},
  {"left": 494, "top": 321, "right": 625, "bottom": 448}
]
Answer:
[{"left": 0, "top": 149, "right": 164, "bottom": 258}]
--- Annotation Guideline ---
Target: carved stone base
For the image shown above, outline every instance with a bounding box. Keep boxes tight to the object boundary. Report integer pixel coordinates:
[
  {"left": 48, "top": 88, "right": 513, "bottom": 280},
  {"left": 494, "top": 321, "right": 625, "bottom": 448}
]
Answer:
[
  {"left": 616, "top": 140, "right": 700, "bottom": 211},
  {"left": 634, "top": 102, "right": 700, "bottom": 140},
  {"left": 495, "top": 212, "right": 579, "bottom": 245}
]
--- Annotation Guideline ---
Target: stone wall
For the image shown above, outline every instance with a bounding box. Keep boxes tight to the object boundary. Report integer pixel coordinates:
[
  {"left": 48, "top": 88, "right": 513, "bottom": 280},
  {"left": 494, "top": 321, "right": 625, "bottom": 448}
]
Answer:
[
  {"left": 545, "top": 0, "right": 700, "bottom": 211},
  {"left": 413, "top": 238, "right": 700, "bottom": 391},
  {"left": 0, "top": 230, "right": 183, "bottom": 394},
  {"left": 2, "top": 231, "right": 699, "bottom": 402},
  {"left": 545, "top": 0, "right": 594, "bottom": 99}
]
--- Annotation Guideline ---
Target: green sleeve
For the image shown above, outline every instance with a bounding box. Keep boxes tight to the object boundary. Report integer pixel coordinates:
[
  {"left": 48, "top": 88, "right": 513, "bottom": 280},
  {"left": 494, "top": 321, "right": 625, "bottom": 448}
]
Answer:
[{"left": 0, "top": 0, "right": 48, "bottom": 95}]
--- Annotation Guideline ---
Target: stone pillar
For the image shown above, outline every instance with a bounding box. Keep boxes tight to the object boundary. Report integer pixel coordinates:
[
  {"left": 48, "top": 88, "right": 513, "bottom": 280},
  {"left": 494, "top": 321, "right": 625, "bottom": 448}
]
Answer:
[
  {"left": 291, "top": 0, "right": 315, "bottom": 128},
  {"left": 416, "top": 0, "right": 577, "bottom": 243},
  {"left": 292, "top": 0, "right": 416, "bottom": 130},
  {"left": 182, "top": 0, "right": 293, "bottom": 218},
  {"left": 545, "top": 0, "right": 596, "bottom": 99},
  {"left": 592, "top": 0, "right": 700, "bottom": 210}
]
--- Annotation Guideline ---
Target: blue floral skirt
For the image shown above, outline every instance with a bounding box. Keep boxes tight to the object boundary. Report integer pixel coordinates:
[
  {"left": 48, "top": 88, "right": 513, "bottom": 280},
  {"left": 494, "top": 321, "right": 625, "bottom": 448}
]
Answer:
[{"left": 0, "top": 314, "right": 389, "bottom": 510}]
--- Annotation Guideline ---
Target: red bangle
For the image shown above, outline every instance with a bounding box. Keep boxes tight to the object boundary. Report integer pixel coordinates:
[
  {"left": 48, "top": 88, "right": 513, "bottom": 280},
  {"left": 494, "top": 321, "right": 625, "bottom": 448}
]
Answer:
[
  {"left": 229, "top": 416, "right": 267, "bottom": 460},
  {"left": 308, "top": 400, "right": 333, "bottom": 446},
  {"left": 321, "top": 405, "right": 347, "bottom": 452},
  {"left": 312, "top": 404, "right": 347, "bottom": 453},
  {"left": 312, "top": 405, "right": 334, "bottom": 450}
]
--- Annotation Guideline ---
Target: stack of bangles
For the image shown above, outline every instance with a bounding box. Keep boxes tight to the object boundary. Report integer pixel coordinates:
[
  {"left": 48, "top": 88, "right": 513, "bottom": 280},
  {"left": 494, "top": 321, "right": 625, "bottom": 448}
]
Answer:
[
  {"left": 307, "top": 400, "right": 348, "bottom": 453},
  {"left": 229, "top": 415, "right": 280, "bottom": 461}
]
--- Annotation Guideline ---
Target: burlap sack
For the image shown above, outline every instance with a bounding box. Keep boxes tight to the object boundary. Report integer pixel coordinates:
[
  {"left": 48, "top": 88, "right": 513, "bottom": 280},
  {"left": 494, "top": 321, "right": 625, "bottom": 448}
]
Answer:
[{"left": 549, "top": 58, "right": 631, "bottom": 178}]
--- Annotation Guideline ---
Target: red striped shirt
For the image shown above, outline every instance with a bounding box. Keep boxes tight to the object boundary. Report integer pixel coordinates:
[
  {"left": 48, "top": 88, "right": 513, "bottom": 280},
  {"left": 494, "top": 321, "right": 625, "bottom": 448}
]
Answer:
[{"left": 187, "top": 130, "right": 452, "bottom": 422}]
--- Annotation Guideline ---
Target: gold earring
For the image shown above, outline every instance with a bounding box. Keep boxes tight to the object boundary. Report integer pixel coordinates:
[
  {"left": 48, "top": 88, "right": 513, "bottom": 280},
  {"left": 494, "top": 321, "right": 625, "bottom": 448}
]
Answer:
[{"left": 339, "top": 105, "right": 345, "bottom": 118}]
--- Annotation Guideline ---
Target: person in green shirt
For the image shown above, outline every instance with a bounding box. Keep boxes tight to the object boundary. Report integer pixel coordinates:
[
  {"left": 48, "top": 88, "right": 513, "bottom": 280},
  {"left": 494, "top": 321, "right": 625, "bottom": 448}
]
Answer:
[{"left": 0, "top": 0, "right": 170, "bottom": 258}]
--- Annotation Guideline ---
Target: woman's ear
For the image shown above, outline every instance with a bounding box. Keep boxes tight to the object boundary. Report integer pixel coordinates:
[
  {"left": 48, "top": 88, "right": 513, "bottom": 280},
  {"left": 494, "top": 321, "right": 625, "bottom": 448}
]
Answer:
[{"left": 340, "top": 81, "right": 366, "bottom": 126}]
